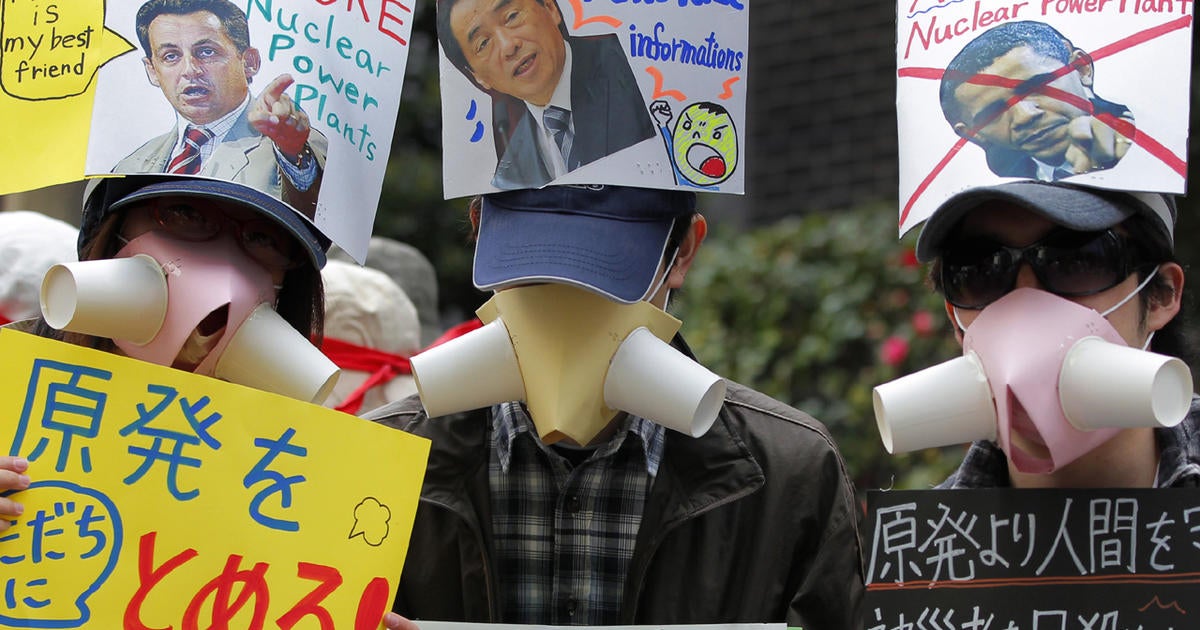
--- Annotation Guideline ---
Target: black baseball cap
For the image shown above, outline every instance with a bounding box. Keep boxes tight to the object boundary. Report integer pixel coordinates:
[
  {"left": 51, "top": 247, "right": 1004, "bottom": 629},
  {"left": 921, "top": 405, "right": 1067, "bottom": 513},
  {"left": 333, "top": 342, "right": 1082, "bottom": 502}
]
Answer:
[{"left": 916, "top": 181, "right": 1176, "bottom": 262}]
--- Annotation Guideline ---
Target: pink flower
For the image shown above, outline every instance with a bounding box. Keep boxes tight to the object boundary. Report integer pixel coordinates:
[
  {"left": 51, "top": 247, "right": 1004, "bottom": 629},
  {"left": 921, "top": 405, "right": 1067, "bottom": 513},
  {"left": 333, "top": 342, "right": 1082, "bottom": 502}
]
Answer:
[
  {"left": 911, "top": 310, "right": 935, "bottom": 337},
  {"left": 880, "top": 336, "right": 909, "bottom": 366},
  {"left": 899, "top": 248, "right": 919, "bottom": 268}
]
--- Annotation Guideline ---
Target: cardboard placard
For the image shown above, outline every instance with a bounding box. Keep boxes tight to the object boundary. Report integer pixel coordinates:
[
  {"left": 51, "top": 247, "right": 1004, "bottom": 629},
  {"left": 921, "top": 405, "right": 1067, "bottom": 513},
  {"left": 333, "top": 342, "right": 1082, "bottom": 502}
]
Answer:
[
  {"left": 866, "top": 488, "right": 1200, "bottom": 629},
  {"left": 896, "top": 1, "right": 1193, "bottom": 235},
  {"left": 81, "top": 0, "right": 417, "bottom": 262},
  {"left": 0, "top": 328, "right": 430, "bottom": 628},
  {"left": 438, "top": 0, "right": 749, "bottom": 197}
]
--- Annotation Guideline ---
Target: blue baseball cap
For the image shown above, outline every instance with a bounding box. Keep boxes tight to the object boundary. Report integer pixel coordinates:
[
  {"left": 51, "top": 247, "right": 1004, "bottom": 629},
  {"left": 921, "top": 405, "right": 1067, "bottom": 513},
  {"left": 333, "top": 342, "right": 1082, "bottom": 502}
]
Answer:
[
  {"left": 916, "top": 181, "right": 1176, "bottom": 263},
  {"left": 474, "top": 185, "right": 698, "bottom": 303},
  {"left": 81, "top": 175, "right": 330, "bottom": 269}
]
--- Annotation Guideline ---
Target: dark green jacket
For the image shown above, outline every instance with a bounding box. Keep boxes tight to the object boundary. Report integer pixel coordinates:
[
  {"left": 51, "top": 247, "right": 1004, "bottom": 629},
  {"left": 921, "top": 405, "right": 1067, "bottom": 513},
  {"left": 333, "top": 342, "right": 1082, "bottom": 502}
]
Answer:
[{"left": 363, "top": 379, "right": 865, "bottom": 629}]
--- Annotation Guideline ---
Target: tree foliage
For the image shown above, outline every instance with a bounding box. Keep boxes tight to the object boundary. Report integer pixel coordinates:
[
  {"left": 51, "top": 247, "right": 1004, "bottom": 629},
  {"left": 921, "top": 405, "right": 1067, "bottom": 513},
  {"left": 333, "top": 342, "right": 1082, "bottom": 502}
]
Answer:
[{"left": 672, "top": 204, "right": 968, "bottom": 495}]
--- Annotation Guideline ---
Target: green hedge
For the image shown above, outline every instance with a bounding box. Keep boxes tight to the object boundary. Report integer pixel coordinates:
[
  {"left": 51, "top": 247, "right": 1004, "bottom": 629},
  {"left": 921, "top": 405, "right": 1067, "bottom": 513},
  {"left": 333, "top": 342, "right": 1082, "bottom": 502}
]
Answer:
[{"left": 673, "top": 204, "right": 969, "bottom": 495}]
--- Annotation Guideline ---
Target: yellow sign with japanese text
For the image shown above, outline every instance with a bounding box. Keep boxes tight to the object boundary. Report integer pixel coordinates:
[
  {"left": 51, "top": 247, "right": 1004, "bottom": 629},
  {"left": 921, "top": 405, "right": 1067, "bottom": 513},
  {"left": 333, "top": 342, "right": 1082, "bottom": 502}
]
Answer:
[{"left": 0, "top": 328, "right": 430, "bottom": 629}]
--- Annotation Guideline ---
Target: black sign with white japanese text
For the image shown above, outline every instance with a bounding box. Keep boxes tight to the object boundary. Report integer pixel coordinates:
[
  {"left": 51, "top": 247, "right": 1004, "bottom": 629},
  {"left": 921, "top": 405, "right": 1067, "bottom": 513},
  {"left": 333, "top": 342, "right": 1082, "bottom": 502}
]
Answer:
[{"left": 865, "top": 488, "right": 1200, "bottom": 630}]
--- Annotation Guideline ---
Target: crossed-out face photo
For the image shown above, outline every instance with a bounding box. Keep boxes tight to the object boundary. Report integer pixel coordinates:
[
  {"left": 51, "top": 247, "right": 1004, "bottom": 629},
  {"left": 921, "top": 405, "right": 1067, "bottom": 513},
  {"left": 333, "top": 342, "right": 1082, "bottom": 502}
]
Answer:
[{"left": 939, "top": 20, "right": 1135, "bottom": 183}]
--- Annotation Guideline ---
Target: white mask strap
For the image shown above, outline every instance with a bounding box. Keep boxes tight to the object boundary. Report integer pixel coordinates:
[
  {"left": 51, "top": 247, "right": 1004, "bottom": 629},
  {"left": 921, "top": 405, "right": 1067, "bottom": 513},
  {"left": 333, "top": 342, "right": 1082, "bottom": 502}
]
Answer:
[
  {"left": 1099, "top": 266, "right": 1159, "bottom": 318},
  {"left": 952, "top": 306, "right": 968, "bottom": 335},
  {"left": 645, "top": 247, "right": 679, "bottom": 304}
]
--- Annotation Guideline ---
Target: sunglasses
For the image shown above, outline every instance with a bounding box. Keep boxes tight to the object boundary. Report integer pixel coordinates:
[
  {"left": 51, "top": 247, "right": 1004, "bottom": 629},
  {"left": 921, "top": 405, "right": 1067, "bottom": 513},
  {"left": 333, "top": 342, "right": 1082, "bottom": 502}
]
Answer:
[
  {"left": 940, "top": 228, "right": 1141, "bottom": 310},
  {"left": 147, "top": 202, "right": 303, "bottom": 271}
]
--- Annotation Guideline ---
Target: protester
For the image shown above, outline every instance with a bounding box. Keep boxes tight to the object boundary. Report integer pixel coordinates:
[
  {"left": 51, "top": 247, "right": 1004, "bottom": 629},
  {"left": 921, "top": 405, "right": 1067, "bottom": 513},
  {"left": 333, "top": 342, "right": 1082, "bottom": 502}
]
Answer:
[
  {"left": 372, "top": 184, "right": 865, "bottom": 630},
  {"left": 0, "top": 174, "right": 331, "bottom": 530},
  {"left": 320, "top": 259, "right": 421, "bottom": 414},
  {"left": 915, "top": 181, "right": 1198, "bottom": 488},
  {"left": 330, "top": 236, "right": 441, "bottom": 347},
  {"left": 0, "top": 211, "right": 78, "bottom": 325}
]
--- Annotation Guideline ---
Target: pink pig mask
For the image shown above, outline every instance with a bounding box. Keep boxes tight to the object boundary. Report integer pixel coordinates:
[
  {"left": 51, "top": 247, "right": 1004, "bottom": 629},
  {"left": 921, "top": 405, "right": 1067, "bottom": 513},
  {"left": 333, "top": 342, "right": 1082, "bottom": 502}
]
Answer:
[
  {"left": 112, "top": 230, "right": 278, "bottom": 374},
  {"left": 957, "top": 282, "right": 1155, "bottom": 474}
]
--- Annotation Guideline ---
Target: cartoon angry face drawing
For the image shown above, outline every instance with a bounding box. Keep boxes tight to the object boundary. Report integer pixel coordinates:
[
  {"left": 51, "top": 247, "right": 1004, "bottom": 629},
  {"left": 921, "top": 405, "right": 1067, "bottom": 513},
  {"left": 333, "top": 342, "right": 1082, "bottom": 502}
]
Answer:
[{"left": 672, "top": 102, "right": 738, "bottom": 186}]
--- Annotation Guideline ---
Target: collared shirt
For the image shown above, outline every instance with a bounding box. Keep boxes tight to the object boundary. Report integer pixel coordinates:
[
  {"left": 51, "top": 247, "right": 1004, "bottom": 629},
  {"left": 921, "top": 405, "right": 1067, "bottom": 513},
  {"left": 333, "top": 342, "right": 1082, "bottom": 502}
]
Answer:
[
  {"left": 170, "top": 95, "right": 249, "bottom": 165},
  {"left": 489, "top": 400, "right": 664, "bottom": 624},
  {"left": 939, "top": 395, "right": 1200, "bottom": 488},
  {"left": 525, "top": 42, "right": 575, "bottom": 179},
  {"left": 169, "top": 95, "right": 317, "bottom": 191}
]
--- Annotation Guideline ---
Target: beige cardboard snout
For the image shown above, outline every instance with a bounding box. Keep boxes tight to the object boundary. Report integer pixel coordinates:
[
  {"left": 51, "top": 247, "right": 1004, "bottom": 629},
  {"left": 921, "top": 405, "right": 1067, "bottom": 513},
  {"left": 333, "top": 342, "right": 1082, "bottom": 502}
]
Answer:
[
  {"left": 873, "top": 352, "right": 997, "bottom": 454},
  {"left": 40, "top": 255, "right": 169, "bottom": 345},
  {"left": 214, "top": 304, "right": 340, "bottom": 404},
  {"left": 604, "top": 327, "right": 725, "bottom": 437},
  {"left": 1059, "top": 336, "right": 1192, "bottom": 431},
  {"left": 410, "top": 319, "right": 525, "bottom": 418}
]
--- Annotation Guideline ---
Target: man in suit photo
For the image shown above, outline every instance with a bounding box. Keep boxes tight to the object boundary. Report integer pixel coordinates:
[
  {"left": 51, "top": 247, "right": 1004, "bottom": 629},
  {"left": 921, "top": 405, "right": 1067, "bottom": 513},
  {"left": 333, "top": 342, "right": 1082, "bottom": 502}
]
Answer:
[
  {"left": 438, "top": 0, "right": 656, "bottom": 190},
  {"left": 115, "top": 0, "right": 328, "bottom": 220},
  {"left": 939, "top": 20, "right": 1135, "bottom": 182}
]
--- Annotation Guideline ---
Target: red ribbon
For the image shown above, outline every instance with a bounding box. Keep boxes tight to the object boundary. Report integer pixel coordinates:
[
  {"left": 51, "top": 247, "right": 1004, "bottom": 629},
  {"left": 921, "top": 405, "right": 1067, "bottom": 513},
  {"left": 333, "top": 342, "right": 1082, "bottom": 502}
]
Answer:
[
  {"left": 321, "top": 318, "right": 485, "bottom": 414},
  {"left": 320, "top": 337, "right": 411, "bottom": 415}
]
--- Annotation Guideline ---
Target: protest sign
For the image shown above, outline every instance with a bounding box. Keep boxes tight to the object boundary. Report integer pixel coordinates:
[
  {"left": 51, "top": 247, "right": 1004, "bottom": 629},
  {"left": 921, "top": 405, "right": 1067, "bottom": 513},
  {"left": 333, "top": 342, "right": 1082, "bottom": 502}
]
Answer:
[
  {"left": 896, "top": 0, "right": 1193, "bottom": 235},
  {"left": 865, "top": 488, "right": 1200, "bottom": 629},
  {"left": 0, "top": 328, "right": 430, "bottom": 629},
  {"left": 438, "top": 0, "right": 749, "bottom": 197},
  {"left": 0, "top": 0, "right": 134, "bottom": 194},
  {"left": 83, "top": 0, "right": 417, "bottom": 263}
]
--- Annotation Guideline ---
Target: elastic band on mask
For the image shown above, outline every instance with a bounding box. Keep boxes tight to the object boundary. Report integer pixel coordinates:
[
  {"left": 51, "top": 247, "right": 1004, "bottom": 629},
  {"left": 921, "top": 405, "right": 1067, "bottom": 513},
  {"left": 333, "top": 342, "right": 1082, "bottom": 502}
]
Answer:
[
  {"left": 642, "top": 247, "right": 679, "bottom": 303},
  {"left": 1099, "top": 266, "right": 1160, "bottom": 318},
  {"left": 953, "top": 306, "right": 968, "bottom": 335}
]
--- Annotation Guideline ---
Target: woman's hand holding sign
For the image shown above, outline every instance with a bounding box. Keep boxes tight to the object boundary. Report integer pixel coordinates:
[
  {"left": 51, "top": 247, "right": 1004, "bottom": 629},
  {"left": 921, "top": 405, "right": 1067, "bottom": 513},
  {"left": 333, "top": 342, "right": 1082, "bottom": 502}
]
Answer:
[{"left": 0, "top": 456, "right": 30, "bottom": 532}]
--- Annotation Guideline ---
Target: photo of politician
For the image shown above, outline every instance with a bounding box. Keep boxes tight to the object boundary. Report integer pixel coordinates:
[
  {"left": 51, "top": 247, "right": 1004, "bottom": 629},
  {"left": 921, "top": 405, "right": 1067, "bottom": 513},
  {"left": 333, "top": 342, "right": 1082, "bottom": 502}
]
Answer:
[
  {"left": 114, "top": 0, "right": 328, "bottom": 220},
  {"left": 438, "top": 0, "right": 656, "bottom": 190},
  {"left": 939, "top": 21, "right": 1135, "bottom": 182}
]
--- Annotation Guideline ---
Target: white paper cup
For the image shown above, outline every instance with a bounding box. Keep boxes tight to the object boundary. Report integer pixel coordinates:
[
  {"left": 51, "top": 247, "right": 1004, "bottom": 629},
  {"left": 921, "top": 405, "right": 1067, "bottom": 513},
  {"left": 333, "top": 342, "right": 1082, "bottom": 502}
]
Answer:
[
  {"left": 604, "top": 327, "right": 726, "bottom": 437},
  {"left": 214, "top": 304, "right": 340, "bottom": 404},
  {"left": 873, "top": 352, "right": 997, "bottom": 454},
  {"left": 410, "top": 319, "right": 525, "bottom": 418},
  {"left": 40, "top": 255, "right": 168, "bottom": 345},
  {"left": 1059, "top": 336, "right": 1192, "bottom": 430}
]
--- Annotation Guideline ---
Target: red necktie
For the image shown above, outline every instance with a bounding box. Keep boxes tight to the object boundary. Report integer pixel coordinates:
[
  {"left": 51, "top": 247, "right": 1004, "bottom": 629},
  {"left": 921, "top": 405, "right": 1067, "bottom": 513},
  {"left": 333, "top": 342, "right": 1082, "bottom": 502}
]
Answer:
[{"left": 167, "top": 126, "right": 214, "bottom": 174}]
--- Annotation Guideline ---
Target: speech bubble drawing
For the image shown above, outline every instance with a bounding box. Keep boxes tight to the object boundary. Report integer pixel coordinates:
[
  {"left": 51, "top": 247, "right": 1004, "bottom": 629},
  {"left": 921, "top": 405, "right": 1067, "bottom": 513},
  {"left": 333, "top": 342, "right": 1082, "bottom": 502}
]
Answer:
[
  {"left": 0, "top": 480, "right": 123, "bottom": 629},
  {"left": 348, "top": 497, "right": 391, "bottom": 547},
  {"left": 1, "top": 0, "right": 135, "bottom": 101}
]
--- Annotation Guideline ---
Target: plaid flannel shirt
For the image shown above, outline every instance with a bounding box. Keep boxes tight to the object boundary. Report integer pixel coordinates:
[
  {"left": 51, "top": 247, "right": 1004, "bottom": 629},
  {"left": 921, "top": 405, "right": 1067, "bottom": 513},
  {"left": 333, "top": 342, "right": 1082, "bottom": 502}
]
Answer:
[{"left": 489, "top": 401, "right": 665, "bottom": 624}]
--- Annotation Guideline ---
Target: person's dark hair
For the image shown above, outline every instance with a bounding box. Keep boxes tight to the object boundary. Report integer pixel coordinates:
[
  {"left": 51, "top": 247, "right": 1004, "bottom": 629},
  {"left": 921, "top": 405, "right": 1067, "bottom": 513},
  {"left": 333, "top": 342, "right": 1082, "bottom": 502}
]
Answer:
[
  {"left": 1120, "top": 210, "right": 1196, "bottom": 365},
  {"left": 436, "top": 0, "right": 570, "bottom": 91},
  {"left": 927, "top": 209, "right": 1196, "bottom": 365},
  {"left": 939, "top": 21, "right": 1075, "bottom": 126},
  {"left": 136, "top": 0, "right": 252, "bottom": 58},
  {"left": 38, "top": 205, "right": 325, "bottom": 351}
]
